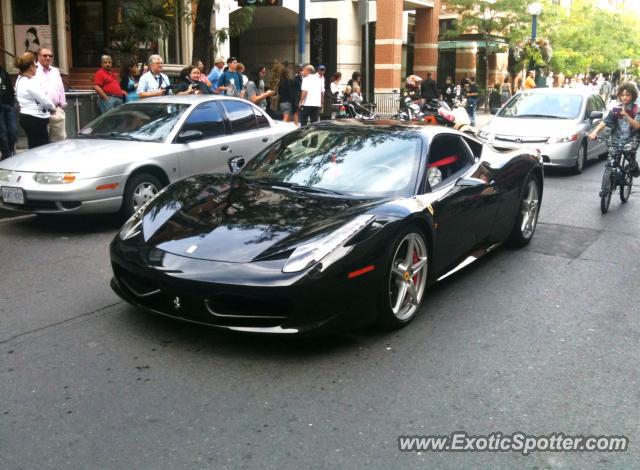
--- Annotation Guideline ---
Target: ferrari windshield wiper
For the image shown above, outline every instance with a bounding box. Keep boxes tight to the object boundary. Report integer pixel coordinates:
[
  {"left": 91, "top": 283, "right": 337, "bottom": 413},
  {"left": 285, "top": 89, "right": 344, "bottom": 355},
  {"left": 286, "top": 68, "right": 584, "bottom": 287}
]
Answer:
[
  {"left": 515, "top": 114, "right": 568, "bottom": 119},
  {"left": 257, "top": 180, "right": 343, "bottom": 195}
]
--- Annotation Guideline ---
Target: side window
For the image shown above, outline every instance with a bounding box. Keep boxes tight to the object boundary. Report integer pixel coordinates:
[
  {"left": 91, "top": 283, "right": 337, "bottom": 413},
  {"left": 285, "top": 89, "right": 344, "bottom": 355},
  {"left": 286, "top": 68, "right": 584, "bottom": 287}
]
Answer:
[
  {"left": 255, "top": 108, "right": 270, "bottom": 128},
  {"left": 179, "top": 101, "right": 226, "bottom": 139},
  {"left": 462, "top": 135, "right": 483, "bottom": 161},
  {"left": 593, "top": 95, "right": 605, "bottom": 111},
  {"left": 426, "top": 134, "right": 474, "bottom": 189},
  {"left": 585, "top": 97, "right": 595, "bottom": 119},
  {"left": 222, "top": 101, "right": 259, "bottom": 133}
]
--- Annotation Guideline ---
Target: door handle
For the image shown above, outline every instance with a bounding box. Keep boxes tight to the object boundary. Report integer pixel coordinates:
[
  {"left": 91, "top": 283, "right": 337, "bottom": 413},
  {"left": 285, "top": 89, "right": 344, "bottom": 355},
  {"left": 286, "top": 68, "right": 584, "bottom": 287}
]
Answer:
[
  {"left": 221, "top": 145, "right": 229, "bottom": 151},
  {"left": 262, "top": 138, "right": 269, "bottom": 143}
]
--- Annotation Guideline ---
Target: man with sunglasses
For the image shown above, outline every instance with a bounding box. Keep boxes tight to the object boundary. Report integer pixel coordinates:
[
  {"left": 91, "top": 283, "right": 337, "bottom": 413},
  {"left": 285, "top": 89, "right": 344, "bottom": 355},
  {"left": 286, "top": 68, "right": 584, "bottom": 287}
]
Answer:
[{"left": 35, "top": 47, "right": 66, "bottom": 141}]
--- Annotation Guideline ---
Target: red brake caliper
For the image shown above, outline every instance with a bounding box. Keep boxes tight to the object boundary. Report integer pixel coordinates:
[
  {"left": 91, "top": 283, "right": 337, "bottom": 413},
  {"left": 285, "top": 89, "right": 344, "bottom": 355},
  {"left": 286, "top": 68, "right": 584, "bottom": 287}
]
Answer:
[{"left": 412, "top": 251, "right": 420, "bottom": 283}]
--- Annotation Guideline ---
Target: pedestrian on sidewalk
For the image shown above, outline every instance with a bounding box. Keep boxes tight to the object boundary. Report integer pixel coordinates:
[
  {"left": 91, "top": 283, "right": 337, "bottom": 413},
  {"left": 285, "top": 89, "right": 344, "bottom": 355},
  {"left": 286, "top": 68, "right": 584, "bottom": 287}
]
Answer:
[
  {"left": 0, "top": 63, "right": 17, "bottom": 159},
  {"left": 421, "top": 72, "right": 439, "bottom": 101},
  {"left": 15, "top": 52, "right": 55, "bottom": 149},
  {"left": 218, "top": 57, "right": 244, "bottom": 98},
  {"left": 245, "top": 65, "right": 274, "bottom": 111},
  {"left": 465, "top": 76, "right": 479, "bottom": 127},
  {"left": 278, "top": 67, "right": 297, "bottom": 124},
  {"left": 94, "top": 55, "right": 125, "bottom": 113},
  {"left": 137, "top": 54, "right": 171, "bottom": 99},
  {"left": 35, "top": 47, "right": 67, "bottom": 141},
  {"left": 119, "top": 61, "right": 140, "bottom": 103},
  {"left": 299, "top": 64, "right": 323, "bottom": 126},
  {"left": 207, "top": 57, "right": 226, "bottom": 94},
  {"left": 500, "top": 77, "right": 512, "bottom": 105}
]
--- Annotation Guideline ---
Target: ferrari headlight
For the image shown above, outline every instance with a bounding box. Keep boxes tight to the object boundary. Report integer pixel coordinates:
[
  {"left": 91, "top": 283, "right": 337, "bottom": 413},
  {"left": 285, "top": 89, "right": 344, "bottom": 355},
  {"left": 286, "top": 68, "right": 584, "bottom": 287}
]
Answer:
[
  {"left": 119, "top": 212, "right": 143, "bottom": 241},
  {"left": 282, "top": 215, "right": 375, "bottom": 273},
  {"left": 118, "top": 184, "right": 170, "bottom": 240},
  {"left": 0, "top": 169, "right": 13, "bottom": 182},
  {"left": 34, "top": 172, "right": 77, "bottom": 184},
  {"left": 547, "top": 134, "right": 578, "bottom": 144}
]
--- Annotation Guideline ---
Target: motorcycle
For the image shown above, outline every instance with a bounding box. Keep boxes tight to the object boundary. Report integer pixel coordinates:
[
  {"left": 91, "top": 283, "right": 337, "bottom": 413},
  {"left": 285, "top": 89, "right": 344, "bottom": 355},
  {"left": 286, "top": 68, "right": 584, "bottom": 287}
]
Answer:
[{"left": 393, "top": 97, "right": 475, "bottom": 135}]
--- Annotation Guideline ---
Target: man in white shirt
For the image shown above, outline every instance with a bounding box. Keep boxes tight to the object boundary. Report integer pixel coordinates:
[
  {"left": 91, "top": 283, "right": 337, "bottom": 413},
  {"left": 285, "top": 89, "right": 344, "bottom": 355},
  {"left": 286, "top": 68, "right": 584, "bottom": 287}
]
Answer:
[
  {"left": 137, "top": 55, "right": 171, "bottom": 98},
  {"left": 299, "top": 65, "right": 323, "bottom": 126},
  {"left": 35, "top": 47, "right": 67, "bottom": 141}
]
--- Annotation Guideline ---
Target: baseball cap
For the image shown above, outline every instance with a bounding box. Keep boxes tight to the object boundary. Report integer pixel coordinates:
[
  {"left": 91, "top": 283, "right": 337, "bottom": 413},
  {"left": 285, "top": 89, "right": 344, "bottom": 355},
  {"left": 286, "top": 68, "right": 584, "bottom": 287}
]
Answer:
[
  {"left": 318, "top": 64, "right": 326, "bottom": 71},
  {"left": 297, "top": 63, "right": 304, "bottom": 69}
]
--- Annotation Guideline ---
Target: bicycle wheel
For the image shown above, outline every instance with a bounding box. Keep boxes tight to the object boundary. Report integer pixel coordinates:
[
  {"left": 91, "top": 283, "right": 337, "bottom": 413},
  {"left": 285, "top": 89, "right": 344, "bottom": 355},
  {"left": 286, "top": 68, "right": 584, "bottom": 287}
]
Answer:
[
  {"left": 620, "top": 167, "right": 633, "bottom": 203},
  {"left": 600, "top": 168, "right": 614, "bottom": 214}
]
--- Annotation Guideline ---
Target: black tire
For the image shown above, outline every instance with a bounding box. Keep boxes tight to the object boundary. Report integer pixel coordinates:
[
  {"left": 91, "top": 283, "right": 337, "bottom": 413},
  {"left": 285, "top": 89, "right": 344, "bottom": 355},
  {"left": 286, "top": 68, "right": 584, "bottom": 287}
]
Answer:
[
  {"left": 600, "top": 169, "right": 613, "bottom": 214},
  {"left": 572, "top": 141, "right": 587, "bottom": 174},
  {"left": 376, "top": 226, "right": 429, "bottom": 329},
  {"left": 120, "top": 173, "right": 163, "bottom": 220},
  {"left": 506, "top": 174, "right": 541, "bottom": 248},
  {"left": 620, "top": 165, "right": 632, "bottom": 203}
]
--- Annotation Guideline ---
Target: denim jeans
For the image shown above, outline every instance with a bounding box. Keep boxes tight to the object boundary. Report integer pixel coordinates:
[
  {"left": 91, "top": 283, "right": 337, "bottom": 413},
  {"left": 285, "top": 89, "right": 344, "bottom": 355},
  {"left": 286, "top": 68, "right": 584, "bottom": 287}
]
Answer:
[
  {"left": 466, "top": 98, "right": 478, "bottom": 126},
  {"left": 0, "top": 104, "right": 17, "bottom": 159},
  {"left": 98, "top": 96, "right": 123, "bottom": 115}
]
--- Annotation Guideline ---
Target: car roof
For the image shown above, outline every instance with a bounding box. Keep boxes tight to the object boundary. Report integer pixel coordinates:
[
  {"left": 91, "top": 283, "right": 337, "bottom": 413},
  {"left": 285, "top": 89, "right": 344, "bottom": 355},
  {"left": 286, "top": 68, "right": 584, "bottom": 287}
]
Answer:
[{"left": 133, "top": 95, "right": 250, "bottom": 106}]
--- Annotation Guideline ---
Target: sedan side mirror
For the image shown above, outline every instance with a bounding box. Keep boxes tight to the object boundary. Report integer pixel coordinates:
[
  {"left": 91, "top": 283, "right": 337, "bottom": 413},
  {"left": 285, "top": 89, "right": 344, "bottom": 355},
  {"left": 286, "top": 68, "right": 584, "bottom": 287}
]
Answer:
[
  {"left": 228, "top": 156, "right": 245, "bottom": 175},
  {"left": 176, "top": 129, "right": 203, "bottom": 144},
  {"left": 590, "top": 111, "right": 603, "bottom": 121}
]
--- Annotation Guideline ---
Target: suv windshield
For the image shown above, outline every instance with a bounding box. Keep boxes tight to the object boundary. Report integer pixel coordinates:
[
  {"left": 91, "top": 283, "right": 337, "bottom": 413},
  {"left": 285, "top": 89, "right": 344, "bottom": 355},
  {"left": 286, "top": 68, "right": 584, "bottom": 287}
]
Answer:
[
  {"left": 79, "top": 103, "right": 190, "bottom": 142},
  {"left": 498, "top": 92, "right": 583, "bottom": 120},
  {"left": 241, "top": 126, "right": 423, "bottom": 198}
]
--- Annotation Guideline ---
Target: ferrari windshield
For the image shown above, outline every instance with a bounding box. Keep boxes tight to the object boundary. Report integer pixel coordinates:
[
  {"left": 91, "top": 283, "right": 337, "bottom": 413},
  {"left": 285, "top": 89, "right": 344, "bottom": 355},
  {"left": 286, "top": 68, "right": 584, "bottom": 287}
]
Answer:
[
  {"left": 79, "top": 103, "right": 190, "bottom": 142},
  {"left": 241, "top": 126, "right": 423, "bottom": 198},
  {"left": 498, "top": 92, "right": 583, "bottom": 120}
]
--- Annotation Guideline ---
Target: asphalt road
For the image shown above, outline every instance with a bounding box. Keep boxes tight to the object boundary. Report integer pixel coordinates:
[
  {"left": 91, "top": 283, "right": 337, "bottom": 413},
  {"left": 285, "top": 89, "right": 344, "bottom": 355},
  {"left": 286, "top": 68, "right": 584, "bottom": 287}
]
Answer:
[{"left": 1, "top": 159, "right": 639, "bottom": 469}]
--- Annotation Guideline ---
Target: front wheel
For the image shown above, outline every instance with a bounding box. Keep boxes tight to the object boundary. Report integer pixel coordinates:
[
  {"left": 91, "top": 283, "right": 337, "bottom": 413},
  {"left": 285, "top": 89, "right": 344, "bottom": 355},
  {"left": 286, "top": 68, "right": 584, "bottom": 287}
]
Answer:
[
  {"left": 506, "top": 175, "right": 541, "bottom": 248},
  {"left": 377, "top": 227, "right": 429, "bottom": 329},
  {"left": 620, "top": 167, "right": 632, "bottom": 203},
  {"left": 600, "top": 168, "right": 614, "bottom": 213},
  {"left": 120, "top": 173, "right": 163, "bottom": 220},
  {"left": 572, "top": 142, "right": 587, "bottom": 174}
]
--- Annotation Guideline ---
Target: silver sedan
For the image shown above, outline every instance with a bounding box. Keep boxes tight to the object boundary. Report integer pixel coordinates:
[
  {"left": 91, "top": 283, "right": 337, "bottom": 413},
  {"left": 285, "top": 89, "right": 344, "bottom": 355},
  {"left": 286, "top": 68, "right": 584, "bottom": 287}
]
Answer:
[
  {"left": 0, "top": 95, "right": 296, "bottom": 217},
  {"left": 478, "top": 88, "right": 609, "bottom": 174}
]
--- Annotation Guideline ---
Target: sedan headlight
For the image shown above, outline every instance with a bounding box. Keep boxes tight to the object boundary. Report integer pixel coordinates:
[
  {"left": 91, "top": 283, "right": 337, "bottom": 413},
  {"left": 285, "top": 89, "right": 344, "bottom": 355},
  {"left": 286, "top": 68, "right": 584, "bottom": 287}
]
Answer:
[
  {"left": 547, "top": 134, "right": 578, "bottom": 144},
  {"left": 282, "top": 215, "right": 375, "bottom": 273},
  {"left": 477, "top": 130, "right": 493, "bottom": 141},
  {"left": 0, "top": 169, "right": 13, "bottom": 182},
  {"left": 34, "top": 172, "right": 77, "bottom": 184}
]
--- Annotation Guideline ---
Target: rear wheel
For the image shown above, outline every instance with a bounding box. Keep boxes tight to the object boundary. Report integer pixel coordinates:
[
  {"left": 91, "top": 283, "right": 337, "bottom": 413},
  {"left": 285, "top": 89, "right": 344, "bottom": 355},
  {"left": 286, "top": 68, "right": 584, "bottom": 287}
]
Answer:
[
  {"left": 600, "top": 168, "right": 614, "bottom": 214},
  {"left": 507, "top": 175, "right": 540, "bottom": 248},
  {"left": 120, "top": 173, "right": 162, "bottom": 220},
  {"left": 377, "top": 227, "right": 429, "bottom": 329}
]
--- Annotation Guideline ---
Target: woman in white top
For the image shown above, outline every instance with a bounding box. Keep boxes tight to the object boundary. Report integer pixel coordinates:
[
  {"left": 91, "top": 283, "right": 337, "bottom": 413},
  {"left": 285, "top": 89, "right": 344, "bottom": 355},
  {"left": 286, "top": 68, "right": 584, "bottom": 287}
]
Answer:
[
  {"left": 329, "top": 72, "right": 342, "bottom": 98},
  {"left": 15, "top": 52, "right": 55, "bottom": 148}
]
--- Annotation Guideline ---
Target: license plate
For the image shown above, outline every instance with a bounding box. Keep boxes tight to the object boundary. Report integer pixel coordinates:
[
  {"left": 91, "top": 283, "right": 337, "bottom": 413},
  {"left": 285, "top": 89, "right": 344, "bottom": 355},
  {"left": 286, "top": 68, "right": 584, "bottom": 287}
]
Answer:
[{"left": 1, "top": 186, "right": 25, "bottom": 205}]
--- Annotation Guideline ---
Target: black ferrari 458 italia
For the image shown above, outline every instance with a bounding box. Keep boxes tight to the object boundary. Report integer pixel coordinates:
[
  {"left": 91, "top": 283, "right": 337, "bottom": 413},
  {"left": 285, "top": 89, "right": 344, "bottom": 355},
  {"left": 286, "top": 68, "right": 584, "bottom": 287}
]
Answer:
[{"left": 110, "top": 120, "right": 543, "bottom": 335}]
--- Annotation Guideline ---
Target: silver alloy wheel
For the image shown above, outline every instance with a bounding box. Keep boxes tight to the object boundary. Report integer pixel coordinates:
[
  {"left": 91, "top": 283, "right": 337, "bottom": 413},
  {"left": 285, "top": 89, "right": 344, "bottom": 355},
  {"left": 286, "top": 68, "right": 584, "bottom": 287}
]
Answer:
[
  {"left": 388, "top": 233, "right": 428, "bottom": 321},
  {"left": 520, "top": 179, "right": 540, "bottom": 239},
  {"left": 132, "top": 181, "right": 159, "bottom": 211}
]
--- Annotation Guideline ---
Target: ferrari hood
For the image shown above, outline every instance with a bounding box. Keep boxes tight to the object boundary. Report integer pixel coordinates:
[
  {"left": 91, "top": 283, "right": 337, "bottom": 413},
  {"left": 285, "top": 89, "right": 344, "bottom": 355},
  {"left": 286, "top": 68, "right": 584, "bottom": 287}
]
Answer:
[
  {"left": 141, "top": 175, "right": 383, "bottom": 263},
  {"left": 0, "top": 139, "right": 163, "bottom": 174}
]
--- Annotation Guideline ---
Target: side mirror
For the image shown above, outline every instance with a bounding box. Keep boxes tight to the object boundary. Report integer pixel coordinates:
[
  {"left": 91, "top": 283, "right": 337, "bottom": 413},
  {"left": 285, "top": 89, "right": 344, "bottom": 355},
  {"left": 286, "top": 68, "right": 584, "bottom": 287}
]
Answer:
[
  {"left": 490, "top": 107, "right": 500, "bottom": 115},
  {"left": 176, "top": 129, "right": 203, "bottom": 143},
  {"left": 455, "top": 177, "right": 486, "bottom": 188},
  {"left": 590, "top": 111, "right": 603, "bottom": 121},
  {"left": 228, "top": 156, "right": 245, "bottom": 175}
]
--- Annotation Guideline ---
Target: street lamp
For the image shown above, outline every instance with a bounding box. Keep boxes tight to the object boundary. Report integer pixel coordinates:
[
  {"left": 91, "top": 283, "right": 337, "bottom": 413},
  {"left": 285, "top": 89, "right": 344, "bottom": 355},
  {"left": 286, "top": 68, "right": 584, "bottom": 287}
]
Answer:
[{"left": 527, "top": 2, "right": 543, "bottom": 86}]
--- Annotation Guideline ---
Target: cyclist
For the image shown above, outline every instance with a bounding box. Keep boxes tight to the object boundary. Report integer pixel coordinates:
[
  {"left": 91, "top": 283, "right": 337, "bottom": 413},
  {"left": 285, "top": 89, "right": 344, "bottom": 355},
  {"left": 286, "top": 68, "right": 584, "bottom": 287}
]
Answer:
[{"left": 589, "top": 82, "right": 640, "bottom": 177}]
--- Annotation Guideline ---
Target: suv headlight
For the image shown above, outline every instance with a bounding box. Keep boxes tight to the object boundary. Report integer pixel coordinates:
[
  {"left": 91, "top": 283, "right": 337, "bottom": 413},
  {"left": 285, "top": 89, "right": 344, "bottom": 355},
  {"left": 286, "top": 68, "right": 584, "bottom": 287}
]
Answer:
[
  {"left": 34, "top": 172, "right": 77, "bottom": 184},
  {"left": 547, "top": 134, "right": 578, "bottom": 144},
  {"left": 282, "top": 215, "right": 374, "bottom": 273},
  {"left": 0, "top": 169, "right": 13, "bottom": 182}
]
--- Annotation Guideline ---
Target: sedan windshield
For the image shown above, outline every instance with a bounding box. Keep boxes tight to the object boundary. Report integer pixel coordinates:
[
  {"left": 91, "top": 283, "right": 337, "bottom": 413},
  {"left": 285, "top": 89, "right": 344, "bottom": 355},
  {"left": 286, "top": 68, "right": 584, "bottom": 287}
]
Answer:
[
  {"left": 79, "top": 103, "right": 190, "bottom": 142},
  {"left": 498, "top": 92, "right": 583, "bottom": 120},
  {"left": 241, "top": 126, "right": 423, "bottom": 198}
]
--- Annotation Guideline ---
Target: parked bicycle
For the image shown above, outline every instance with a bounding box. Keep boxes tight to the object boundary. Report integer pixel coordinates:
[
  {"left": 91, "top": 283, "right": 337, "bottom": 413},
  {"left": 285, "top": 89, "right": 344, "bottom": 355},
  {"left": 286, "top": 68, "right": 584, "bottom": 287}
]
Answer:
[{"left": 599, "top": 138, "right": 639, "bottom": 213}]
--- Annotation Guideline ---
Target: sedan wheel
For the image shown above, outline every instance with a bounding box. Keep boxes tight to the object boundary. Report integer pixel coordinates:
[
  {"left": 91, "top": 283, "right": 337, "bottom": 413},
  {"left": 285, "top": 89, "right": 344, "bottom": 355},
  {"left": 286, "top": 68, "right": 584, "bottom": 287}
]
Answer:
[
  {"left": 507, "top": 175, "right": 540, "bottom": 247},
  {"left": 378, "top": 228, "right": 429, "bottom": 328},
  {"left": 120, "top": 173, "right": 163, "bottom": 220},
  {"left": 572, "top": 142, "right": 587, "bottom": 174}
]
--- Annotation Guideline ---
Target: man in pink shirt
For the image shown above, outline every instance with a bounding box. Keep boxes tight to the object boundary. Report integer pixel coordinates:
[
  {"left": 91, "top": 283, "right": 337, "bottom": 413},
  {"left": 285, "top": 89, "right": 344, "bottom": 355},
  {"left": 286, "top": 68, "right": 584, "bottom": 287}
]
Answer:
[{"left": 35, "top": 47, "right": 67, "bottom": 141}]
